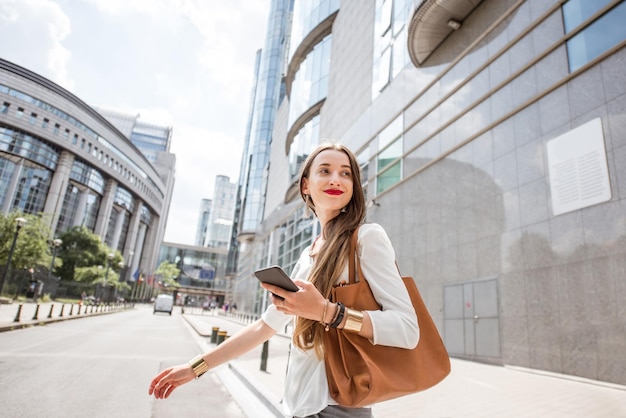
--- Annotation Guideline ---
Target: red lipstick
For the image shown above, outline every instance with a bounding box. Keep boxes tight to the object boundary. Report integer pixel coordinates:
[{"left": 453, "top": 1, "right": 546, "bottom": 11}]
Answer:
[{"left": 324, "top": 189, "right": 343, "bottom": 195}]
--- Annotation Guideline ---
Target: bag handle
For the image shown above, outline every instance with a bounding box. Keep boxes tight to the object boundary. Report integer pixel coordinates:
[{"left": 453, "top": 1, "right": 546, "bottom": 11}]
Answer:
[
  {"left": 348, "top": 225, "right": 403, "bottom": 286},
  {"left": 348, "top": 226, "right": 361, "bottom": 285}
]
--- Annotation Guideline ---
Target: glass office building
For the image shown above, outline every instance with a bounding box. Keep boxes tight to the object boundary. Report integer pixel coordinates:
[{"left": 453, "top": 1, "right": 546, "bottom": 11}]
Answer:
[
  {"left": 0, "top": 59, "right": 176, "bottom": 281},
  {"left": 233, "top": 0, "right": 626, "bottom": 386}
]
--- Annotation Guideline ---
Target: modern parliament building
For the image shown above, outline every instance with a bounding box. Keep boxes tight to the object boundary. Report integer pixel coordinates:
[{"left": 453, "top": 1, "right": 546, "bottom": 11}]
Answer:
[
  {"left": 0, "top": 58, "right": 176, "bottom": 282},
  {"left": 232, "top": 0, "right": 626, "bottom": 386}
]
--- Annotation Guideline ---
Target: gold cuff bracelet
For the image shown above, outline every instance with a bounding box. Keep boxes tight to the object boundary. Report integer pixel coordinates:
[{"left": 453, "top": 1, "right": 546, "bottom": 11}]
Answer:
[
  {"left": 343, "top": 308, "right": 364, "bottom": 333},
  {"left": 188, "top": 354, "right": 209, "bottom": 379}
]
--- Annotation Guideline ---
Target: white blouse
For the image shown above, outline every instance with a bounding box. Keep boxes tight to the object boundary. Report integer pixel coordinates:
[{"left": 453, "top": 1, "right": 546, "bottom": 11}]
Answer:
[{"left": 261, "top": 223, "right": 419, "bottom": 417}]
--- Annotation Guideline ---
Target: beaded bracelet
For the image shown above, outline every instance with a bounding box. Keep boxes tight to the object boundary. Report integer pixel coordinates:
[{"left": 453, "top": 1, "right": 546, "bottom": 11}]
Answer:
[{"left": 322, "top": 301, "right": 339, "bottom": 331}]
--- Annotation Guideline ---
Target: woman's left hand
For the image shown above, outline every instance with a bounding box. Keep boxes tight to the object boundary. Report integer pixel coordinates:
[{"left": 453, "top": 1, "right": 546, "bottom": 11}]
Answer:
[
  {"left": 148, "top": 364, "right": 195, "bottom": 399},
  {"left": 262, "top": 280, "right": 326, "bottom": 322}
]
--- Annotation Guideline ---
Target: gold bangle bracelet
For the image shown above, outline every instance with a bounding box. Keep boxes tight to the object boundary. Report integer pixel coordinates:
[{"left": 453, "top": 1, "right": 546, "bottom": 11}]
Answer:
[
  {"left": 188, "top": 354, "right": 209, "bottom": 379},
  {"left": 343, "top": 308, "right": 364, "bottom": 333}
]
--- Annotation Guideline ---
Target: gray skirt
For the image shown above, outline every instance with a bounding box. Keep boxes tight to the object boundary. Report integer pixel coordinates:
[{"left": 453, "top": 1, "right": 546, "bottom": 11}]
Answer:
[{"left": 295, "top": 404, "right": 372, "bottom": 418}]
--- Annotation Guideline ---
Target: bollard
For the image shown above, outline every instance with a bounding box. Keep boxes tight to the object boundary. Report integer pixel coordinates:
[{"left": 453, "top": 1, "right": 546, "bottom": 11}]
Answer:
[
  {"left": 13, "top": 304, "right": 23, "bottom": 322},
  {"left": 68, "top": 304, "right": 74, "bottom": 316},
  {"left": 32, "top": 304, "right": 40, "bottom": 320},
  {"left": 216, "top": 331, "right": 227, "bottom": 345},
  {"left": 210, "top": 327, "right": 220, "bottom": 344},
  {"left": 59, "top": 304, "right": 64, "bottom": 317},
  {"left": 77, "top": 304, "right": 81, "bottom": 315},
  {"left": 47, "top": 304, "right": 54, "bottom": 318},
  {"left": 260, "top": 340, "right": 269, "bottom": 372}
]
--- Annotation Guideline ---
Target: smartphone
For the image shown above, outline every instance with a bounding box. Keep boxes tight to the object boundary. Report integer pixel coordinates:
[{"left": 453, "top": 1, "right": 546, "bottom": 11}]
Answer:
[{"left": 254, "top": 265, "right": 299, "bottom": 299}]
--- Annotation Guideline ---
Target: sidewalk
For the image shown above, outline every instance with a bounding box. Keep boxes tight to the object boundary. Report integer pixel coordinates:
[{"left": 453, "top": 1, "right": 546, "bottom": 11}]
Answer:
[
  {"left": 0, "top": 300, "right": 131, "bottom": 332},
  {"left": 183, "top": 312, "right": 626, "bottom": 418}
]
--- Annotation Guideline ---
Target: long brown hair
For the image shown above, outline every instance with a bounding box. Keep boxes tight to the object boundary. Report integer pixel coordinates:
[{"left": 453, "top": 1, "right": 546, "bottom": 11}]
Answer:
[{"left": 293, "top": 143, "right": 366, "bottom": 358}]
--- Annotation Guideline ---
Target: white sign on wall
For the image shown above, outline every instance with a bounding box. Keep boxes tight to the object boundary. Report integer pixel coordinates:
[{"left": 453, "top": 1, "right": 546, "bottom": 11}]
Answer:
[{"left": 546, "top": 118, "right": 612, "bottom": 216}]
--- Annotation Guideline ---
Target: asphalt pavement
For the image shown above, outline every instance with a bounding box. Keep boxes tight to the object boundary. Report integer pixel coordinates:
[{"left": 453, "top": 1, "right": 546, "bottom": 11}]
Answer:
[{"left": 2, "top": 303, "right": 625, "bottom": 417}]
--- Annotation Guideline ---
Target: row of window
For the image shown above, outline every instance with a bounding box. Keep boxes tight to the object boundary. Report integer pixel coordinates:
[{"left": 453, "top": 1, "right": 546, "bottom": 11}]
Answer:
[
  {"left": 0, "top": 85, "right": 164, "bottom": 204},
  {"left": 362, "top": 0, "right": 626, "bottom": 199},
  {"left": 563, "top": 0, "right": 626, "bottom": 72}
]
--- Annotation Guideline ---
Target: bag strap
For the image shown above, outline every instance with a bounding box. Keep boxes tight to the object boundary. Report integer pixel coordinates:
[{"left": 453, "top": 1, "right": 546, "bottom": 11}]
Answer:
[
  {"left": 348, "top": 226, "right": 361, "bottom": 285},
  {"left": 349, "top": 225, "right": 404, "bottom": 285}
]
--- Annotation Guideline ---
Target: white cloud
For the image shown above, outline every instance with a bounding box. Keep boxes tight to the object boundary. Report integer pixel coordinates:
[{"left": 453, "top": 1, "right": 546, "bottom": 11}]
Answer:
[
  {"left": 0, "top": 0, "right": 74, "bottom": 89},
  {"left": 0, "top": 0, "right": 270, "bottom": 245}
]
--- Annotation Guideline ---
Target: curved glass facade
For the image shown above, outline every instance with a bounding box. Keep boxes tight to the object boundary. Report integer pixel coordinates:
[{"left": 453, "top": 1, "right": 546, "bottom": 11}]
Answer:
[
  {"left": 1, "top": 83, "right": 163, "bottom": 200},
  {"left": 289, "top": 0, "right": 340, "bottom": 62},
  {"left": 288, "top": 34, "right": 332, "bottom": 129},
  {"left": 70, "top": 159, "right": 105, "bottom": 194},
  {"left": 0, "top": 125, "right": 59, "bottom": 170},
  {"left": 288, "top": 114, "right": 320, "bottom": 182},
  {"left": 56, "top": 183, "right": 100, "bottom": 232},
  {"left": 372, "top": 0, "right": 411, "bottom": 97},
  {"left": 114, "top": 186, "right": 134, "bottom": 212}
]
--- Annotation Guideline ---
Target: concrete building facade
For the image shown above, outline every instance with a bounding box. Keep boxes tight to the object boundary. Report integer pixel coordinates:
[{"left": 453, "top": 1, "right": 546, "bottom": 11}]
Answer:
[{"left": 233, "top": 0, "right": 626, "bottom": 386}]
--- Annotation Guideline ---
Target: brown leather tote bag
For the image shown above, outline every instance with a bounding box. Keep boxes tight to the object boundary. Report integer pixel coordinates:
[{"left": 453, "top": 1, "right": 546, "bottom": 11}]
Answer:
[{"left": 322, "top": 227, "right": 451, "bottom": 407}]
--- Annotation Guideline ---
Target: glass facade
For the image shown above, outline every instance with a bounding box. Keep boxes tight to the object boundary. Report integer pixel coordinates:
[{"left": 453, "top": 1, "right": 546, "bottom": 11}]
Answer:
[
  {"left": 288, "top": 35, "right": 332, "bottom": 129},
  {"left": 239, "top": 0, "right": 294, "bottom": 234},
  {"left": 0, "top": 125, "right": 59, "bottom": 170},
  {"left": 289, "top": 0, "right": 340, "bottom": 62},
  {"left": 0, "top": 83, "right": 163, "bottom": 200},
  {"left": 372, "top": 0, "right": 412, "bottom": 98},
  {"left": 56, "top": 183, "right": 100, "bottom": 232},
  {"left": 13, "top": 165, "right": 50, "bottom": 214},
  {"left": 288, "top": 114, "right": 320, "bottom": 182},
  {"left": 276, "top": 207, "right": 315, "bottom": 275},
  {"left": 158, "top": 244, "right": 228, "bottom": 290},
  {"left": 563, "top": 0, "right": 626, "bottom": 72}
]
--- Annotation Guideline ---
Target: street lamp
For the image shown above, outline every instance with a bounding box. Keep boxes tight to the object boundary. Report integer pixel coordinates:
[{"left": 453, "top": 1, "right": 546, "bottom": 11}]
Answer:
[
  {"left": 0, "top": 217, "right": 27, "bottom": 296},
  {"left": 48, "top": 238, "right": 62, "bottom": 276}
]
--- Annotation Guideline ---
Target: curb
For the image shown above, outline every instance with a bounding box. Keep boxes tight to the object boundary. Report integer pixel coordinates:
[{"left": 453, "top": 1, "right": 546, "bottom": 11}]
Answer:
[
  {"left": 181, "top": 314, "right": 286, "bottom": 417},
  {"left": 0, "top": 306, "right": 135, "bottom": 333}
]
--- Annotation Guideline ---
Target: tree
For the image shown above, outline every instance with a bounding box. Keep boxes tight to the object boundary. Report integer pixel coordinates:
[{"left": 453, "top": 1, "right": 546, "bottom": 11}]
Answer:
[
  {"left": 56, "top": 226, "right": 123, "bottom": 282},
  {"left": 0, "top": 212, "right": 52, "bottom": 272},
  {"left": 154, "top": 261, "right": 180, "bottom": 288}
]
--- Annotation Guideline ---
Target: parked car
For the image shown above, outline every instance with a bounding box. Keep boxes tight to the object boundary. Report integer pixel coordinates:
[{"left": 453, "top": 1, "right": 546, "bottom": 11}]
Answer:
[{"left": 153, "top": 294, "right": 174, "bottom": 315}]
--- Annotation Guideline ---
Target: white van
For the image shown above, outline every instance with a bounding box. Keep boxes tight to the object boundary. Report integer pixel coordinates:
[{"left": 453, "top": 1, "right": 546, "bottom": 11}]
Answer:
[{"left": 153, "top": 294, "right": 174, "bottom": 315}]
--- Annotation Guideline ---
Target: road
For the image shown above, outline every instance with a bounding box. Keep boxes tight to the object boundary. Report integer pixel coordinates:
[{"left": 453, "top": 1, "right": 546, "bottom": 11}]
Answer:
[{"left": 0, "top": 304, "right": 269, "bottom": 418}]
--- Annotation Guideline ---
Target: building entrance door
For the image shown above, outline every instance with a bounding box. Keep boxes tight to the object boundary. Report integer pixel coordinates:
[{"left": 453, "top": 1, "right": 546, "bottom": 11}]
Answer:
[{"left": 443, "top": 278, "right": 501, "bottom": 362}]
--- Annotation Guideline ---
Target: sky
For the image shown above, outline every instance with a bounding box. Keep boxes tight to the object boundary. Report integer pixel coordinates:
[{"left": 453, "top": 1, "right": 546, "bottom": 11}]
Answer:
[{"left": 0, "top": 0, "right": 270, "bottom": 245}]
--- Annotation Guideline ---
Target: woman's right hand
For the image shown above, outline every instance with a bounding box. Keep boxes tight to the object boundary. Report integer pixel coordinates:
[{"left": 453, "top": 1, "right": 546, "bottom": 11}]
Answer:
[
  {"left": 264, "top": 279, "right": 327, "bottom": 322},
  {"left": 148, "top": 363, "right": 195, "bottom": 399}
]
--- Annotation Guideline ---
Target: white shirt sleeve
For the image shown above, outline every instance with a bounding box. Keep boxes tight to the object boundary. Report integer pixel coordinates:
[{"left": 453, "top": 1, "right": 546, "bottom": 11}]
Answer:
[{"left": 358, "top": 223, "right": 420, "bottom": 349}]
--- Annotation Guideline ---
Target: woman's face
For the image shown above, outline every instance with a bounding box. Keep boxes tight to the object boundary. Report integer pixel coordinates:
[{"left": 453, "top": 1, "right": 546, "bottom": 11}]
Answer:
[{"left": 302, "top": 149, "right": 353, "bottom": 219}]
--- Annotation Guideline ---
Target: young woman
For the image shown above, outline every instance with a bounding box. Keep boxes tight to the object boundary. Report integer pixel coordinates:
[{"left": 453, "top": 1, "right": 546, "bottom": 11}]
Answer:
[{"left": 149, "top": 143, "right": 419, "bottom": 418}]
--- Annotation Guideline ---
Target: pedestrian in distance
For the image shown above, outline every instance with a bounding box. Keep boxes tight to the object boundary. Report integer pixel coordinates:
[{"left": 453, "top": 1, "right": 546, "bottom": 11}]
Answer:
[{"left": 148, "top": 142, "right": 419, "bottom": 417}]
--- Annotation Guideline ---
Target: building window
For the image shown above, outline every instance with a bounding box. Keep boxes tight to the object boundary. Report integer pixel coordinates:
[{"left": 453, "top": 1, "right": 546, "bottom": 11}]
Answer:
[
  {"left": 563, "top": 0, "right": 626, "bottom": 72},
  {"left": 373, "top": 115, "right": 403, "bottom": 194},
  {"left": 29, "top": 113, "right": 37, "bottom": 124},
  {"left": 16, "top": 107, "right": 24, "bottom": 118},
  {"left": 376, "top": 137, "right": 402, "bottom": 194},
  {"left": 1, "top": 102, "right": 8, "bottom": 113},
  {"left": 288, "top": 115, "right": 320, "bottom": 182},
  {"left": 372, "top": 0, "right": 412, "bottom": 97},
  {"left": 277, "top": 208, "right": 314, "bottom": 275},
  {"left": 288, "top": 35, "right": 332, "bottom": 129},
  {"left": 53, "top": 124, "right": 60, "bottom": 135},
  {"left": 42, "top": 118, "right": 49, "bottom": 130}
]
